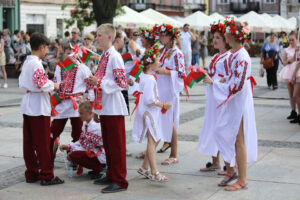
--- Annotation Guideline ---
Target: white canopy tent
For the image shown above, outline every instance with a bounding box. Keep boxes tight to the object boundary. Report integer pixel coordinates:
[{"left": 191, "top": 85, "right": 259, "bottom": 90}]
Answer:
[
  {"left": 273, "top": 15, "right": 296, "bottom": 32},
  {"left": 113, "top": 6, "right": 155, "bottom": 29},
  {"left": 260, "top": 13, "right": 281, "bottom": 32},
  {"left": 183, "top": 11, "right": 213, "bottom": 30},
  {"left": 238, "top": 11, "right": 272, "bottom": 32},
  {"left": 288, "top": 17, "right": 297, "bottom": 30},
  {"left": 140, "top": 8, "right": 183, "bottom": 28},
  {"left": 209, "top": 12, "right": 224, "bottom": 22}
]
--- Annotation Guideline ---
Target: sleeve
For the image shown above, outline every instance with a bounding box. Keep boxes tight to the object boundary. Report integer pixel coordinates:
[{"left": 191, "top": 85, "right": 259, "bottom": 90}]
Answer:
[
  {"left": 170, "top": 51, "right": 185, "bottom": 94},
  {"left": 213, "top": 56, "right": 249, "bottom": 105},
  {"left": 32, "top": 67, "right": 54, "bottom": 92},
  {"left": 101, "top": 54, "right": 127, "bottom": 94},
  {"left": 260, "top": 42, "right": 266, "bottom": 52},
  {"left": 143, "top": 79, "right": 159, "bottom": 107},
  {"left": 53, "top": 65, "right": 61, "bottom": 84}
]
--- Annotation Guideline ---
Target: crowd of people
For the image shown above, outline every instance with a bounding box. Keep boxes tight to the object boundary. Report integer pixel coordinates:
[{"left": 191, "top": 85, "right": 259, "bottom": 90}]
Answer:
[{"left": 17, "top": 15, "right": 266, "bottom": 195}]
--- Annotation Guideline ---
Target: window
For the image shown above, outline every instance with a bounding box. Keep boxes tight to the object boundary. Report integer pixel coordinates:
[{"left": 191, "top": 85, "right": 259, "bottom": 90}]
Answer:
[
  {"left": 172, "top": 0, "right": 177, "bottom": 6},
  {"left": 219, "top": 0, "right": 229, "bottom": 4},
  {"left": 56, "top": 19, "right": 63, "bottom": 38},
  {"left": 160, "top": 0, "right": 165, "bottom": 4},
  {"left": 265, "top": 0, "right": 276, "bottom": 3}
]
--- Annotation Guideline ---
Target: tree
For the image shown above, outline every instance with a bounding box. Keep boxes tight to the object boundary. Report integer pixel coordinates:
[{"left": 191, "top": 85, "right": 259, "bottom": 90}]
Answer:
[{"left": 62, "top": 0, "right": 124, "bottom": 32}]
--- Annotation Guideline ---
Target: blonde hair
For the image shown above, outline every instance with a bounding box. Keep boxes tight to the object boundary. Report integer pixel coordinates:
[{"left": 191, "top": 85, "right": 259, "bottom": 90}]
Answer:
[
  {"left": 97, "top": 23, "right": 116, "bottom": 41},
  {"left": 79, "top": 101, "right": 92, "bottom": 112},
  {"left": 84, "top": 33, "right": 94, "bottom": 41}
]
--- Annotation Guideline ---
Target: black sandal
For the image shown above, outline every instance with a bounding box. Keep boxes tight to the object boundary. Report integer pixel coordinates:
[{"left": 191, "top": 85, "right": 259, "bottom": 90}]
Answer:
[
  {"left": 40, "top": 176, "right": 64, "bottom": 186},
  {"left": 157, "top": 143, "right": 171, "bottom": 153}
]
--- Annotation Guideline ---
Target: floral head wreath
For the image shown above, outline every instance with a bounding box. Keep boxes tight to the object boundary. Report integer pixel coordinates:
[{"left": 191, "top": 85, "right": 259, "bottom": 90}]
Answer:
[
  {"left": 141, "top": 42, "right": 160, "bottom": 66},
  {"left": 210, "top": 21, "right": 225, "bottom": 36},
  {"left": 139, "top": 27, "right": 157, "bottom": 42},
  {"left": 152, "top": 24, "right": 161, "bottom": 40},
  {"left": 158, "top": 24, "right": 180, "bottom": 39},
  {"left": 223, "top": 16, "right": 250, "bottom": 42}
]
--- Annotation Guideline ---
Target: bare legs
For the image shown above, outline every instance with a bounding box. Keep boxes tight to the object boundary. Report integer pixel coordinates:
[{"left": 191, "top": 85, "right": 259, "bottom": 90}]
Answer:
[
  {"left": 1, "top": 65, "right": 7, "bottom": 85},
  {"left": 287, "top": 82, "right": 296, "bottom": 111},
  {"left": 294, "top": 83, "right": 300, "bottom": 115},
  {"left": 169, "top": 124, "right": 178, "bottom": 158}
]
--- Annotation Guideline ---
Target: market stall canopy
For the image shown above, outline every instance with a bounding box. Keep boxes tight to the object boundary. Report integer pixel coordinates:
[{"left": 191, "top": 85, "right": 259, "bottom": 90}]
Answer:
[
  {"left": 209, "top": 12, "right": 224, "bottom": 22},
  {"left": 260, "top": 13, "right": 281, "bottom": 32},
  {"left": 288, "top": 17, "right": 297, "bottom": 29},
  {"left": 182, "top": 11, "right": 213, "bottom": 30},
  {"left": 140, "top": 8, "right": 183, "bottom": 28},
  {"left": 113, "top": 6, "right": 155, "bottom": 29},
  {"left": 238, "top": 11, "right": 272, "bottom": 32},
  {"left": 273, "top": 15, "right": 296, "bottom": 32}
]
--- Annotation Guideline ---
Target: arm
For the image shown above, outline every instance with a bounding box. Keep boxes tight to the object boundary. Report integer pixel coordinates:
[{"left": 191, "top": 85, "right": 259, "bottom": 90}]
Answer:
[
  {"left": 0, "top": 39, "right": 4, "bottom": 55},
  {"left": 32, "top": 67, "right": 58, "bottom": 92},
  {"left": 129, "top": 40, "right": 137, "bottom": 55}
]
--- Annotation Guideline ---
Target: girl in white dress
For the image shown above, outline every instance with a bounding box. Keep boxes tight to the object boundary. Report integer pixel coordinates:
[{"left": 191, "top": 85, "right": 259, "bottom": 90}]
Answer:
[
  {"left": 132, "top": 43, "right": 171, "bottom": 182},
  {"left": 198, "top": 22, "right": 237, "bottom": 182},
  {"left": 204, "top": 18, "right": 257, "bottom": 191},
  {"left": 155, "top": 24, "right": 185, "bottom": 165}
]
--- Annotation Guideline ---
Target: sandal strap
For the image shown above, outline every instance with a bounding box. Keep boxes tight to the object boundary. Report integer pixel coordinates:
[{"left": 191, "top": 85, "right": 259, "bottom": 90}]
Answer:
[{"left": 236, "top": 181, "right": 248, "bottom": 188}]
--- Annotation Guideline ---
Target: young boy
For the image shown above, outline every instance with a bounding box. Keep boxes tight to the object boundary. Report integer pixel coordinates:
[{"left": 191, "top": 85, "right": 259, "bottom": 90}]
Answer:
[
  {"left": 50, "top": 43, "right": 94, "bottom": 166},
  {"left": 88, "top": 24, "right": 128, "bottom": 193},
  {"left": 19, "top": 32, "right": 64, "bottom": 185},
  {"left": 60, "top": 101, "right": 106, "bottom": 178}
]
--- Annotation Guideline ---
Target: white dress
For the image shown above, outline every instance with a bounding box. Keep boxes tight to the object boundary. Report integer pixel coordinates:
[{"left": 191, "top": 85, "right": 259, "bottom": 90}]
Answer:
[
  {"left": 212, "top": 47, "right": 257, "bottom": 167},
  {"left": 53, "top": 62, "right": 94, "bottom": 119},
  {"left": 156, "top": 46, "right": 185, "bottom": 142},
  {"left": 132, "top": 73, "right": 162, "bottom": 143},
  {"left": 19, "top": 55, "right": 55, "bottom": 116},
  {"left": 69, "top": 119, "right": 106, "bottom": 164},
  {"left": 198, "top": 51, "right": 231, "bottom": 156}
]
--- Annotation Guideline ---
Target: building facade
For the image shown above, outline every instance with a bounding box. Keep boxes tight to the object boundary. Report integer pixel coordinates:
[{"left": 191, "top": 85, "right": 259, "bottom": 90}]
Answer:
[
  {"left": 209, "top": 0, "right": 281, "bottom": 16},
  {"left": 20, "top": 0, "right": 96, "bottom": 38},
  {"left": 0, "top": 0, "right": 20, "bottom": 33},
  {"left": 281, "top": 0, "right": 300, "bottom": 19}
]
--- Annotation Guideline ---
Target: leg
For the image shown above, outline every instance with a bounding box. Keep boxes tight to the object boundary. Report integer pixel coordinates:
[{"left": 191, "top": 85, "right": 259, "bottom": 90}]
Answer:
[
  {"left": 101, "top": 115, "right": 128, "bottom": 189},
  {"left": 1, "top": 65, "right": 7, "bottom": 84},
  {"left": 294, "top": 83, "right": 300, "bottom": 114},
  {"left": 287, "top": 83, "right": 296, "bottom": 111},
  {"left": 169, "top": 124, "right": 178, "bottom": 158},
  {"left": 266, "top": 68, "right": 272, "bottom": 88},
  {"left": 70, "top": 117, "right": 83, "bottom": 142},
  {"left": 49, "top": 118, "right": 68, "bottom": 164},
  {"left": 69, "top": 151, "right": 104, "bottom": 173},
  {"left": 212, "top": 152, "right": 221, "bottom": 166},
  {"left": 273, "top": 64, "right": 278, "bottom": 88},
  {"left": 23, "top": 114, "right": 39, "bottom": 181},
  {"left": 30, "top": 116, "right": 54, "bottom": 181}
]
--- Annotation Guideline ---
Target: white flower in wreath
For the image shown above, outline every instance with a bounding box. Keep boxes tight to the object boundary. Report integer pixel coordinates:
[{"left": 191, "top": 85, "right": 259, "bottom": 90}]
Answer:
[
  {"left": 146, "top": 57, "right": 153, "bottom": 63},
  {"left": 226, "top": 26, "right": 230, "bottom": 33},
  {"left": 145, "top": 32, "right": 149, "bottom": 38},
  {"left": 161, "top": 26, "right": 166, "bottom": 32},
  {"left": 235, "top": 30, "right": 239, "bottom": 35}
]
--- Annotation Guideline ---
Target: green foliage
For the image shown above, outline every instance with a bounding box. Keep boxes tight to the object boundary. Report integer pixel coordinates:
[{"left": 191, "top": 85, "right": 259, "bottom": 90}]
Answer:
[{"left": 61, "top": 0, "right": 124, "bottom": 32}]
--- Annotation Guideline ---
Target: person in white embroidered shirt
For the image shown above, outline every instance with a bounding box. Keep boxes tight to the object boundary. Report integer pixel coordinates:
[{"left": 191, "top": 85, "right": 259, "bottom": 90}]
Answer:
[
  {"left": 88, "top": 24, "right": 128, "bottom": 193},
  {"left": 49, "top": 43, "right": 94, "bottom": 167},
  {"left": 19, "top": 32, "right": 64, "bottom": 185},
  {"left": 60, "top": 101, "right": 106, "bottom": 180},
  {"left": 179, "top": 24, "right": 195, "bottom": 73}
]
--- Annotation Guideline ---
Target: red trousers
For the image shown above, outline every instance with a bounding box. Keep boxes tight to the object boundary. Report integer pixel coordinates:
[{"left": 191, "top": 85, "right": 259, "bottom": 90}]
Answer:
[
  {"left": 23, "top": 115, "right": 54, "bottom": 181},
  {"left": 100, "top": 115, "right": 128, "bottom": 188},
  {"left": 50, "top": 117, "right": 83, "bottom": 164},
  {"left": 69, "top": 151, "right": 104, "bottom": 173}
]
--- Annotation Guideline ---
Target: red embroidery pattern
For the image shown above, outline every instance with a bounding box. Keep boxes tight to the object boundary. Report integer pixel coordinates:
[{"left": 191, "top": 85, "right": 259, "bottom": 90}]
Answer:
[
  {"left": 234, "top": 61, "right": 248, "bottom": 94},
  {"left": 59, "top": 66, "right": 78, "bottom": 94},
  {"left": 79, "top": 124, "right": 102, "bottom": 150},
  {"left": 224, "top": 59, "right": 229, "bottom": 75},
  {"left": 84, "top": 78, "right": 94, "bottom": 90},
  {"left": 174, "top": 53, "right": 185, "bottom": 78},
  {"left": 32, "top": 68, "right": 48, "bottom": 89},
  {"left": 113, "top": 69, "right": 127, "bottom": 88},
  {"left": 208, "top": 52, "right": 228, "bottom": 77},
  {"left": 94, "top": 52, "right": 110, "bottom": 85}
]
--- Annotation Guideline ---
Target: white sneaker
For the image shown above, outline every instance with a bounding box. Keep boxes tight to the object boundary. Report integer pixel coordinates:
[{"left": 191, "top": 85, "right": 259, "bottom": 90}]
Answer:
[{"left": 3, "top": 83, "right": 8, "bottom": 88}]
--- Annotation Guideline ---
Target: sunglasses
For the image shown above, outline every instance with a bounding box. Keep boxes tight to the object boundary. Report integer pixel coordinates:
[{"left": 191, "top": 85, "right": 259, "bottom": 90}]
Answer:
[
  {"left": 71, "top": 32, "right": 77, "bottom": 34},
  {"left": 84, "top": 38, "right": 91, "bottom": 40}
]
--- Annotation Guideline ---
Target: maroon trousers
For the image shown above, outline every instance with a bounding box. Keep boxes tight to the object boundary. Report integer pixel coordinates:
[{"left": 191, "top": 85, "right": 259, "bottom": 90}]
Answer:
[
  {"left": 23, "top": 115, "right": 54, "bottom": 181},
  {"left": 50, "top": 117, "right": 83, "bottom": 164},
  {"left": 100, "top": 115, "right": 128, "bottom": 189},
  {"left": 69, "top": 151, "right": 104, "bottom": 173}
]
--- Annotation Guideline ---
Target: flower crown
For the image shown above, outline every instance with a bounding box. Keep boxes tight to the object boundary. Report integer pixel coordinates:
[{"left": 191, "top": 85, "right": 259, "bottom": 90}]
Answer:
[
  {"left": 158, "top": 24, "right": 180, "bottom": 39},
  {"left": 210, "top": 21, "right": 225, "bottom": 36},
  {"left": 139, "top": 27, "right": 157, "bottom": 41},
  {"left": 141, "top": 43, "right": 160, "bottom": 66},
  {"left": 223, "top": 17, "right": 250, "bottom": 42}
]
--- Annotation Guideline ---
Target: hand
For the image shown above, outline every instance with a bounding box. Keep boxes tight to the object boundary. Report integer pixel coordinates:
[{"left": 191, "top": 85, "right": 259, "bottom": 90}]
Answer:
[
  {"left": 88, "top": 75, "right": 98, "bottom": 86},
  {"left": 292, "top": 73, "right": 296, "bottom": 83},
  {"left": 67, "top": 152, "right": 72, "bottom": 161},
  {"left": 155, "top": 68, "right": 165, "bottom": 75},
  {"left": 60, "top": 144, "right": 68, "bottom": 152},
  {"left": 163, "top": 102, "right": 172, "bottom": 110},
  {"left": 219, "top": 78, "right": 225, "bottom": 83},
  {"left": 54, "top": 83, "right": 60, "bottom": 91},
  {"left": 128, "top": 78, "right": 134, "bottom": 86},
  {"left": 135, "top": 77, "right": 140, "bottom": 83},
  {"left": 203, "top": 76, "right": 213, "bottom": 85},
  {"left": 260, "top": 60, "right": 264, "bottom": 64},
  {"left": 287, "top": 58, "right": 294, "bottom": 64},
  {"left": 136, "top": 49, "right": 141, "bottom": 57}
]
